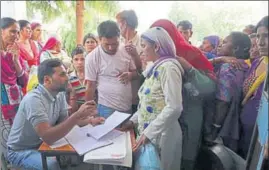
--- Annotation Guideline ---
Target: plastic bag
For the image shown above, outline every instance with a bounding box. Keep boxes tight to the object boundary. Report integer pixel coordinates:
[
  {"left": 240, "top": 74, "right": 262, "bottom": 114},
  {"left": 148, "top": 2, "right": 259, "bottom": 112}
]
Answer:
[
  {"left": 26, "top": 66, "right": 39, "bottom": 92},
  {"left": 135, "top": 143, "right": 162, "bottom": 170}
]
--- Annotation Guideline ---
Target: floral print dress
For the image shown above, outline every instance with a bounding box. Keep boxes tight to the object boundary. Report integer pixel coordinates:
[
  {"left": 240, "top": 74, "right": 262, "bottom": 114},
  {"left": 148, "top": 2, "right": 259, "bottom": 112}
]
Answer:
[
  {"left": 130, "top": 59, "right": 184, "bottom": 170},
  {"left": 136, "top": 65, "right": 166, "bottom": 138}
]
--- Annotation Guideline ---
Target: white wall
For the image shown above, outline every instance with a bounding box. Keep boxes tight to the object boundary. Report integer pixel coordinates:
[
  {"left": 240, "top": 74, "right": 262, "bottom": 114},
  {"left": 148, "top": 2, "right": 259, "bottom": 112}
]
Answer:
[{"left": 1, "top": 1, "right": 27, "bottom": 20}]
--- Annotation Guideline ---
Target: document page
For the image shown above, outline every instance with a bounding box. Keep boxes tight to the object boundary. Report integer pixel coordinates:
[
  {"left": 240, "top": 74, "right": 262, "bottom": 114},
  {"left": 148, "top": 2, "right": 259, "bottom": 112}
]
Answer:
[
  {"left": 49, "top": 138, "right": 69, "bottom": 149},
  {"left": 88, "top": 111, "right": 130, "bottom": 140},
  {"left": 65, "top": 125, "right": 113, "bottom": 155},
  {"left": 85, "top": 132, "right": 126, "bottom": 160},
  {"left": 84, "top": 131, "right": 133, "bottom": 168}
]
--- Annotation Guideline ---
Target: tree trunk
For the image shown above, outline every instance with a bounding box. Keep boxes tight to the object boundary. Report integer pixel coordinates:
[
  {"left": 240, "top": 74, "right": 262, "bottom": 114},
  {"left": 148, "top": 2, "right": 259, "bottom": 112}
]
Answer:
[{"left": 76, "top": 1, "right": 84, "bottom": 45}]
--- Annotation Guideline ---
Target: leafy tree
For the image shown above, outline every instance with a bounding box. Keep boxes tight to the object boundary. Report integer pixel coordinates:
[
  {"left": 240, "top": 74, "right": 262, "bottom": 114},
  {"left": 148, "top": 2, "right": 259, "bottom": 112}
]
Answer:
[
  {"left": 26, "top": 1, "right": 69, "bottom": 23},
  {"left": 168, "top": 1, "right": 254, "bottom": 46},
  {"left": 26, "top": 1, "right": 120, "bottom": 55}
]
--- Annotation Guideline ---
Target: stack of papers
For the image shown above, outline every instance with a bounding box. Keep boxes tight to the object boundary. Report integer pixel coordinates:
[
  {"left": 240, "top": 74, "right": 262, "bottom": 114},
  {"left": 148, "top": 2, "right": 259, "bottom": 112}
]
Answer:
[
  {"left": 48, "top": 125, "right": 124, "bottom": 155},
  {"left": 48, "top": 111, "right": 132, "bottom": 160},
  {"left": 65, "top": 125, "right": 113, "bottom": 155},
  {"left": 83, "top": 131, "right": 133, "bottom": 168}
]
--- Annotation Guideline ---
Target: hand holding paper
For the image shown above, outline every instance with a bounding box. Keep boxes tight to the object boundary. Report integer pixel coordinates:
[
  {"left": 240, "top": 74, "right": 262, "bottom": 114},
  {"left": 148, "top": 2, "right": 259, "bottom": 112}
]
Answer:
[{"left": 87, "top": 111, "right": 131, "bottom": 140}]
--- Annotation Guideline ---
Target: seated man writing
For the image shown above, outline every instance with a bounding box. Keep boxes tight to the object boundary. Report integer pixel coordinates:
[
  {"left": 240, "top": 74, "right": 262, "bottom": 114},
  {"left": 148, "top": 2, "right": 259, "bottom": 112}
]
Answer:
[{"left": 6, "top": 59, "right": 103, "bottom": 170}]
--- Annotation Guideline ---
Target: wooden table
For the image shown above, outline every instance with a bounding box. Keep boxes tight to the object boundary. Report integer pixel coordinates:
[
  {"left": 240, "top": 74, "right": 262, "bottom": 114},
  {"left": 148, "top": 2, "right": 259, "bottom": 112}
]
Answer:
[{"left": 38, "top": 130, "right": 136, "bottom": 170}]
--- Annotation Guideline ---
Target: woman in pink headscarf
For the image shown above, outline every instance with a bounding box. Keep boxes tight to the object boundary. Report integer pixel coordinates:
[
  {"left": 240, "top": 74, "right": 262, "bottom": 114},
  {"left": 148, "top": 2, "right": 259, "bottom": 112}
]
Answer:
[{"left": 38, "top": 37, "right": 71, "bottom": 68}]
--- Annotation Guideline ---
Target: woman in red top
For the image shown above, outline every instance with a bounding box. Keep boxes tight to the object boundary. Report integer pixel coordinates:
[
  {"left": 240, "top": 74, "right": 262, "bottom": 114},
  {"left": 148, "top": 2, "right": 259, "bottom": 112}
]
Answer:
[
  {"left": 17, "top": 20, "right": 39, "bottom": 69},
  {"left": 0, "top": 17, "right": 28, "bottom": 157}
]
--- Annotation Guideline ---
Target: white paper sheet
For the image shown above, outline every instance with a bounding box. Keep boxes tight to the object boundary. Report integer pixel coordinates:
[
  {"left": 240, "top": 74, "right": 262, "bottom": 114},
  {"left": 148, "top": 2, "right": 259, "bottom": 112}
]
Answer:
[
  {"left": 74, "top": 124, "right": 123, "bottom": 141},
  {"left": 65, "top": 125, "right": 113, "bottom": 155},
  {"left": 49, "top": 138, "right": 69, "bottom": 149},
  {"left": 87, "top": 111, "right": 131, "bottom": 140},
  {"left": 99, "top": 129, "right": 124, "bottom": 141},
  {"left": 85, "top": 133, "right": 126, "bottom": 160},
  {"left": 84, "top": 131, "right": 132, "bottom": 168}
]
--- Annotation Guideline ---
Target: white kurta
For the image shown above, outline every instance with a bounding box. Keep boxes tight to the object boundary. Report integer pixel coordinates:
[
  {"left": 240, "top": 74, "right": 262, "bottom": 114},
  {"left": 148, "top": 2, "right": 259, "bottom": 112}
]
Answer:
[{"left": 130, "top": 58, "right": 184, "bottom": 170}]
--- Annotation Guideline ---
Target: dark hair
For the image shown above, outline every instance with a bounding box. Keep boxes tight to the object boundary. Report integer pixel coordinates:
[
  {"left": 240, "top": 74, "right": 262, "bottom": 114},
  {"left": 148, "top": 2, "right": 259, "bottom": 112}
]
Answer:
[
  {"left": 255, "top": 16, "right": 268, "bottom": 32},
  {"left": 83, "top": 33, "right": 98, "bottom": 46},
  {"left": 177, "top": 20, "right": 192, "bottom": 30},
  {"left": 245, "top": 24, "right": 256, "bottom": 33},
  {"left": 1, "top": 17, "right": 17, "bottom": 29},
  {"left": 18, "top": 20, "right": 30, "bottom": 30},
  {"left": 97, "top": 20, "right": 120, "bottom": 38},
  {"left": 71, "top": 45, "right": 85, "bottom": 58},
  {"left": 38, "top": 59, "right": 63, "bottom": 84},
  {"left": 230, "top": 31, "right": 251, "bottom": 60},
  {"left": 116, "top": 10, "right": 138, "bottom": 29}
]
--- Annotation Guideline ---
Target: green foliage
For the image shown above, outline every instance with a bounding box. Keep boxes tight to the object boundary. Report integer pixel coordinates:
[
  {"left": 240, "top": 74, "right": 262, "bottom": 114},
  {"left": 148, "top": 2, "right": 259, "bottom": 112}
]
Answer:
[
  {"left": 26, "top": 1, "right": 120, "bottom": 55},
  {"left": 168, "top": 1, "right": 252, "bottom": 45},
  {"left": 26, "top": 1, "right": 69, "bottom": 23}
]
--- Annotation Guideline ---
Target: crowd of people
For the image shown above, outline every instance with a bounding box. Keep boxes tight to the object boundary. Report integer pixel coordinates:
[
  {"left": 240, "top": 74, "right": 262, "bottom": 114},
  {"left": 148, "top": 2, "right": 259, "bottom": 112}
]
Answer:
[{"left": 0, "top": 9, "right": 268, "bottom": 170}]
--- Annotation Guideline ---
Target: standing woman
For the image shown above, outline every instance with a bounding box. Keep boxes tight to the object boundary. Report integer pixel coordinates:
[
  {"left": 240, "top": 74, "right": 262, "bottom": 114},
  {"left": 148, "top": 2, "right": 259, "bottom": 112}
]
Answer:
[
  {"left": 240, "top": 16, "right": 268, "bottom": 159},
  {"left": 17, "top": 20, "right": 39, "bottom": 69},
  {"left": 122, "top": 27, "right": 184, "bottom": 170},
  {"left": 0, "top": 17, "right": 28, "bottom": 156},
  {"left": 247, "top": 33, "right": 260, "bottom": 65},
  {"left": 30, "top": 22, "right": 43, "bottom": 52},
  {"left": 83, "top": 33, "right": 98, "bottom": 55},
  {"left": 150, "top": 19, "right": 216, "bottom": 170},
  {"left": 209, "top": 32, "right": 251, "bottom": 152}
]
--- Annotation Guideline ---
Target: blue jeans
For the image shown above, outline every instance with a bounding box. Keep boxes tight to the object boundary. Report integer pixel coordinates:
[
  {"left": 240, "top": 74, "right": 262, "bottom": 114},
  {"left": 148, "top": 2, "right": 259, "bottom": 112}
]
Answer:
[
  {"left": 97, "top": 104, "right": 116, "bottom": 119},
  {"left": 97, "top": 104, "right": 132, "bottom": 119},
  {"left": 7, "top": 148, "right": 61, "bottom": 170}
]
